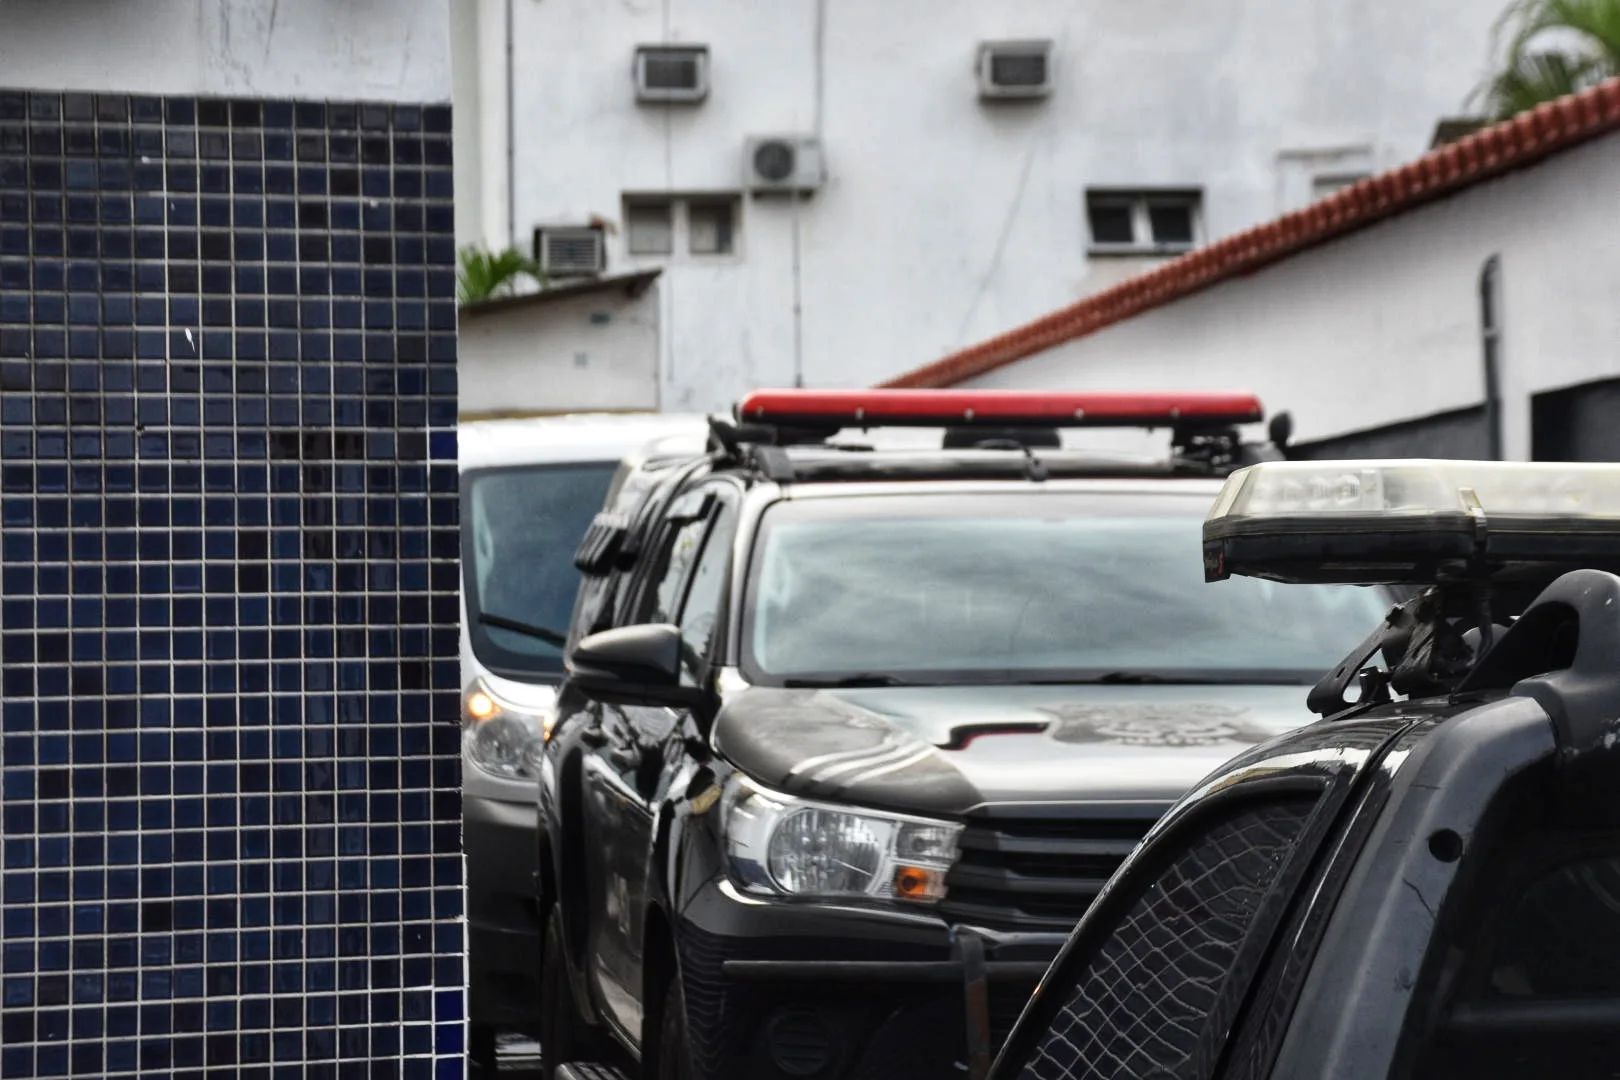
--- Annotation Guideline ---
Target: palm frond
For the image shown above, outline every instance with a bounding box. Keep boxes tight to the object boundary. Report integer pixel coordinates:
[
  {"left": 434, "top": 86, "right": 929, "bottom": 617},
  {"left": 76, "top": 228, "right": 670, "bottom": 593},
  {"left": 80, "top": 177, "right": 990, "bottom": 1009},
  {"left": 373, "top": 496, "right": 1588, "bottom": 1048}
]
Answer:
[
  {"left": 1473, "top": 0, "right": 1620, "bottom": 118},
  {"left": 1481, "top": 49, "right": 1600, "bottom": 118},
  {"left": 457, "top": 246, "right": 547, "bottom": 307}
]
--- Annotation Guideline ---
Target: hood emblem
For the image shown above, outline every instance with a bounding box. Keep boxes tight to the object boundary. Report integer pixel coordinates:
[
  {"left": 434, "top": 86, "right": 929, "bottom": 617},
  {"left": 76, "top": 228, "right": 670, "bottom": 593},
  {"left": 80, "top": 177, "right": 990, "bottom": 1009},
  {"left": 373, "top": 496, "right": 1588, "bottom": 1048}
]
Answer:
[{"left": 1038, "top": 703, "right": 1272, "bottom": 747}]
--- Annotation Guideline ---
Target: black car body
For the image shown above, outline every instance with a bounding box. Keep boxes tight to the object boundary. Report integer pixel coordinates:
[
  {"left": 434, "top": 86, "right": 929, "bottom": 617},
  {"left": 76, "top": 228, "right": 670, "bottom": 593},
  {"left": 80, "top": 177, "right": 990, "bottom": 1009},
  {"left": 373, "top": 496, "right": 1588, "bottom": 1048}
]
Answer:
[
  {"left": 982, "top": 455, "right": 1620, "bottom": 1080},
  {"left": 988, "top": 563, "right": 1620, "bottom": 1080},
  {"left": 535, "top": 393, "right": 1392, "bottom": 1079},
  {"left": 455, "top": 414, "right": 705, "bottom": 1064}
]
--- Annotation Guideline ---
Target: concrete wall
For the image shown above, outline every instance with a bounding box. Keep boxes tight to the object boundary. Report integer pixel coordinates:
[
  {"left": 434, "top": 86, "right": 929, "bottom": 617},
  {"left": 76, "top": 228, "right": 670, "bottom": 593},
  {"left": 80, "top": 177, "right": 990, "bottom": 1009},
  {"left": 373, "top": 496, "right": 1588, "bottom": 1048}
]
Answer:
[
  {"left": 0, "top": 0, "right": 453, "bottom": 102},
  {"left": 964, "top": 134, "right": 1620, "bottom": 464},
  {"left": 458, "top": 289, "right": 661, "bottom": 417},
  {"left": 461, "top": 0, "right": 1499, "bottom": 410}
]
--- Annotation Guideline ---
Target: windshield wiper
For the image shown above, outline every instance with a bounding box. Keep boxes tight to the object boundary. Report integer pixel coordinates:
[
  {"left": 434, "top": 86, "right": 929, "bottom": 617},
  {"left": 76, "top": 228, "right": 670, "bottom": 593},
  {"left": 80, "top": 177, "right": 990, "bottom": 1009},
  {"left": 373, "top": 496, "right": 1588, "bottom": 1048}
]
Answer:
[
  {"left": 1027, "top": 671, "right": 1251, "bottom": 686},
  {"left": 781, "top": 673, "right": 926, "bottom": 689},
  {"left": 477, "top": 612, "right": 568, "bottom": 650}
]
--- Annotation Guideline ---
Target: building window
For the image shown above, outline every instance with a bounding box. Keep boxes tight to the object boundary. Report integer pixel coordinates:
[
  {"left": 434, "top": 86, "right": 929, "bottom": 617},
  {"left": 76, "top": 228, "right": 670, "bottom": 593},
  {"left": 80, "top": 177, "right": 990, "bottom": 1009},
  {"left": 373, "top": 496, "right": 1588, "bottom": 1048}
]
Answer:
[
  {"left": 625, "top": 198, "right": 674, "bottom": 255},
  {"left": 623, "top": 194, "right": 740, "bottom": 259},
  {"left": 1311, "top": 173, "right": 1368, "bottom": 200},
  {"left": 1086, "top": 190, "right": 1203, "bottom": 254},
  {"left": 687, "top": 198, "right": 736, "bottom": 255}
]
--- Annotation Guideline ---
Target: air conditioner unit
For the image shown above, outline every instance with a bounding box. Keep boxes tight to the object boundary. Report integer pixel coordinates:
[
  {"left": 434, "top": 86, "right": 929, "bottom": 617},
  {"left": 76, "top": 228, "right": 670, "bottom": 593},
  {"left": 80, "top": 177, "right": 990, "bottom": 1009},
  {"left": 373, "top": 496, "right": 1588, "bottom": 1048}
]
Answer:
[
  {"left": 977, "top": 40, "right": 1054, "bottom": 99},
  {"left": 533, "top": 226, "right": 605, "bottom": 278},
  {"left": 743, "top": 136, "right": 825, "bottom": 195},
  {"left": 634, "top": 44, "right": 709, "bottom": 103}
]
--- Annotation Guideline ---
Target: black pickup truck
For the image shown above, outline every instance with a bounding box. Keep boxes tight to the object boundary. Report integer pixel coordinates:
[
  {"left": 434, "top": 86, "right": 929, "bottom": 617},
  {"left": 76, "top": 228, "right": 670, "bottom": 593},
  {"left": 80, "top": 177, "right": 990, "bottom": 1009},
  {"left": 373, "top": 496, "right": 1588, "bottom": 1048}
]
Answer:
[
  {"left": 532, "top": 390, "right": 1392, "bottom": 1080},
  {"left": 557, "top": 455, "right": 1620, "bottom": 1080}
]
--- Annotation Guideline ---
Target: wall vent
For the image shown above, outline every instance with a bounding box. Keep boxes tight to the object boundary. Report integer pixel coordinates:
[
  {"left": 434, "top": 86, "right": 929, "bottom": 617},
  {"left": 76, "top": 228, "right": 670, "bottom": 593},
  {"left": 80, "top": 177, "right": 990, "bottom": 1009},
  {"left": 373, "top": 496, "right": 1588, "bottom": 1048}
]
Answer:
[
  {"left": 635, "top": 45, "right": 710, "bottom": 103},
  {"left": 978, "top": 40, "right": 1054, "bottom": 99},
  {"left": 534, "top": 225, "right": 606, "bottom": 277}
]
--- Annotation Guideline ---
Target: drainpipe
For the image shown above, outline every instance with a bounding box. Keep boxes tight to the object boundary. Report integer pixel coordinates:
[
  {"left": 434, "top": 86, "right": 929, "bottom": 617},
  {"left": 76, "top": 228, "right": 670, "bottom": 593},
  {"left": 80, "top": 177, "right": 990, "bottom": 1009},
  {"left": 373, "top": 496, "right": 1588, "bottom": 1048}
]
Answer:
[
  {"left": 1479, "top": 255, "right": 1503, "bottom": 460},
  {"left": 505, "top": 0, "right": 517, "bottom": 251},
  {"left": 790, "top": 0, "right": 826, "bottom": 389}
]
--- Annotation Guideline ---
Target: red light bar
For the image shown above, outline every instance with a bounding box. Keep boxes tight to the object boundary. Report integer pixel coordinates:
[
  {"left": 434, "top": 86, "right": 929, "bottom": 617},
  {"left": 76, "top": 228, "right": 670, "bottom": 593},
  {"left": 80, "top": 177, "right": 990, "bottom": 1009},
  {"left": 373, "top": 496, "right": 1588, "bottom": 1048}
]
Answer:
[{"left": 735, "top": 389, "right": 1264, "bottom": 429}]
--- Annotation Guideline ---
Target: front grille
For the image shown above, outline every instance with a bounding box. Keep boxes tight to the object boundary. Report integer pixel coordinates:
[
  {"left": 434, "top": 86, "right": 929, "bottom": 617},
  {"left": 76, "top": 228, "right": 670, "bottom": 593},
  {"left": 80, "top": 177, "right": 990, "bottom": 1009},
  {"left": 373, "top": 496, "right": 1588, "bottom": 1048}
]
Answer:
[
  {"left": 988, "top": 980, "right": 1039, "bottom": 1049},
  {"left": 941, "top": 805, "right": 1168, "bottom": 931}
]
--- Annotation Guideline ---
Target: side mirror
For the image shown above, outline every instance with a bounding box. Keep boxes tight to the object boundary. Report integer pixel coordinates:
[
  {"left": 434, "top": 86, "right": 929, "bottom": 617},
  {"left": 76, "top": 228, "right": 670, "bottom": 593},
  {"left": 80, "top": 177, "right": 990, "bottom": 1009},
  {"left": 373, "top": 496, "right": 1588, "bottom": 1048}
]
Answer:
[
  {"left": 568, "top": 623, "right": 706, "bottom": 708},
  {"left": 1268, "top": 411, "right": 1294, "bottom": 453}
]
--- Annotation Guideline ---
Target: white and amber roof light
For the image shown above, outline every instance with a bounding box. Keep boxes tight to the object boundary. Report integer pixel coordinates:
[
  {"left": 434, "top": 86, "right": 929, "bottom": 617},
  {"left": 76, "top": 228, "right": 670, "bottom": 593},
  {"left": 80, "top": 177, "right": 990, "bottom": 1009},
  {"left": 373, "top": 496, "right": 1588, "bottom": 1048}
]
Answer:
[{"left": 1203, "top": 459, "right": 1620, "bottom": 586}]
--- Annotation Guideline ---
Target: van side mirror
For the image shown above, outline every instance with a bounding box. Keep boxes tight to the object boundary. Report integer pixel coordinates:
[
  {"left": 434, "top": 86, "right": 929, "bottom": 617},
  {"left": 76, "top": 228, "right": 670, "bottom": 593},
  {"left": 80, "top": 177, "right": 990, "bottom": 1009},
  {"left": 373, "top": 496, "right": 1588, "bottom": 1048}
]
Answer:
[
  {"left": 1268, "top": 411, "right": 1294, "bottom": 453},
  {"left": 568, "top": 623, "right": 706, "bottom": 708}
]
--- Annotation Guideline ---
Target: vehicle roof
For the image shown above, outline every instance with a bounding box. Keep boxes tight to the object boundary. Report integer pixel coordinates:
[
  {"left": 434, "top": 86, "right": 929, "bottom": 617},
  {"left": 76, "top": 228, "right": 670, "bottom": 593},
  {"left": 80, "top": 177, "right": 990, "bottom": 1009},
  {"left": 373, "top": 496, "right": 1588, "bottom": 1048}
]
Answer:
[
  {"left": 758, "top": 446, "right": 1231, "bottom": 486},
  {"left": 457, "top": 412, "right": 710, "bottom": 472},
  {"left": 767, "top": 474, "right": 1229, "bottom": 501}
]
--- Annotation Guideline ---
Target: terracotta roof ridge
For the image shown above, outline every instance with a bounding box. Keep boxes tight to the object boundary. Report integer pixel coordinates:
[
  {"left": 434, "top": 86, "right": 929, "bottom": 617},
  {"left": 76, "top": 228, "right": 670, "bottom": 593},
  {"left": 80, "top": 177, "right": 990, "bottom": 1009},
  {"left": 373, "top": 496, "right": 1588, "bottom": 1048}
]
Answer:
[{"left": 882, "top": 77, "right": 1620, "bottom": 389}]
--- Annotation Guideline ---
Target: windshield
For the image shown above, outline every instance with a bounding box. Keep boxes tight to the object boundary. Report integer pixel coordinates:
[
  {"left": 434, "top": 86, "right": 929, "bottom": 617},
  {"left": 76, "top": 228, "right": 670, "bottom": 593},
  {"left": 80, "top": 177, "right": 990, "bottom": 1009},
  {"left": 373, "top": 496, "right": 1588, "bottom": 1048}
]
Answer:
[
  {"left": 463, "top": 462, "right": 620, "bottom": 679},
  {"left": 742, "top": 491, "right": 1391, "bottom": 686}
]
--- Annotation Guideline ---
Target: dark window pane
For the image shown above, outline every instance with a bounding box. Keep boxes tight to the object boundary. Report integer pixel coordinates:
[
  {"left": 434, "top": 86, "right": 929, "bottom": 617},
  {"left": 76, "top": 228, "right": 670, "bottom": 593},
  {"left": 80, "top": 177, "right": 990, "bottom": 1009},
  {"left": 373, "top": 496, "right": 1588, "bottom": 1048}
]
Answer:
[
  {"left": 1148, "top": 202, "right": 1195, "bottom": 246},
  {"left": 625, "top": 200, "right": 673, "bottom": 255},
  {"left": 643, "top": 53, "right": 701, "bottom": 91},
  {"left": 991, "top": 53, "right": 1047, "bottom": 88},
  {"left": 688, "top": 200, "right": 735, "bottom": 256},
  {"left": 1487, "top": 855, "right": 1620, "bottom": 997},
  {"left": 677, "top": 503, "right": 737, "bottom": 683},
  {"left": 463, "top": 463, "right": 619, "bottom": 676},
  {"left": 1087, "top": 203, "right": 1135, "bottom": 246}
]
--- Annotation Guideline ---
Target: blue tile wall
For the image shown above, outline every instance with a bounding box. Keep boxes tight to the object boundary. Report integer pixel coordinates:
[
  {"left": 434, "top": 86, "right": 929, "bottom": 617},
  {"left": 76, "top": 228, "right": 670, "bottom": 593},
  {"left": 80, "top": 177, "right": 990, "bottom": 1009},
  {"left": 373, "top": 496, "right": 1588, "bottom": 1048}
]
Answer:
[{"left": 0, "top": 89, "right": 463, "bottom": 1079}]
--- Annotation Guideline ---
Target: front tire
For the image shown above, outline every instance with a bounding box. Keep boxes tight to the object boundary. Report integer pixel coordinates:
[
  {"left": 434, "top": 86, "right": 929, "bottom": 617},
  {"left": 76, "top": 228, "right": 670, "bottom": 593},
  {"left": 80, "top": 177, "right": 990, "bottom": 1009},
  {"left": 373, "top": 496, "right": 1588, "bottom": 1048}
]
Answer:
[
  {"left": 540, "top": 906, "right": 604, "bottom": 1079},
  {"left": 655, "top": 971, "right": 693, "bottom": 1080}
]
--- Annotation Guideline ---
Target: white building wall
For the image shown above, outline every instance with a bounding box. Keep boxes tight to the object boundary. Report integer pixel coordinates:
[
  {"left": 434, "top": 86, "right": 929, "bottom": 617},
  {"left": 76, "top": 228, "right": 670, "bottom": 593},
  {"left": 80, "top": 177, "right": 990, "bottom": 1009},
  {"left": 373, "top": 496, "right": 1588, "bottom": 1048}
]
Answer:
[
  {"left": 457, "top": 289, "right": 662, "bottom": 417},
  {"left": 0, "top": 0, "right": 452, "bottom": 101},
  {"left": 961, "top": 134, "right": 1620, "bottom": 464},
  {"left": 468, "top": 0, "right": 1500, "bottom": 411}
]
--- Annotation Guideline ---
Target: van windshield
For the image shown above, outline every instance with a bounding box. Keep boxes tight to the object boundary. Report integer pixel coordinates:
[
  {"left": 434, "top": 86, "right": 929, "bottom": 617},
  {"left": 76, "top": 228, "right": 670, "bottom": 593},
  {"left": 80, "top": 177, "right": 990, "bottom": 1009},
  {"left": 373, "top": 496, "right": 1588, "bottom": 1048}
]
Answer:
[
  {"left": 463, "top": 462, "right": 620, "bottom": 679},
  {"left": 742, "top": 491, "right": 1391, "bottom": 686}
]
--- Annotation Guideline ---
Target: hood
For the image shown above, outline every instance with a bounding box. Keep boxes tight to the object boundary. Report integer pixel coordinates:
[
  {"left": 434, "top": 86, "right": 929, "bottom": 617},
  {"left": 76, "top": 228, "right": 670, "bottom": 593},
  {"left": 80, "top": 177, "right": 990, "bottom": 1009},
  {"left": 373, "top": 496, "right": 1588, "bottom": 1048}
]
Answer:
[{"left": 710, "top": 682, "right": 1316, "bottom": 816}]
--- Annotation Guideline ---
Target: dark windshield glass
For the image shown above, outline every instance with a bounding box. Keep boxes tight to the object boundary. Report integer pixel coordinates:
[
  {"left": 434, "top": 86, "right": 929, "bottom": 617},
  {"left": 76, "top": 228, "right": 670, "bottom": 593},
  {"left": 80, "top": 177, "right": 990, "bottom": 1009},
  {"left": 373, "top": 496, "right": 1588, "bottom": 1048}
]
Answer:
[
  {"left": 463, "top": 462, "right": 619, "bottom": 679},
  {"left": 741, "top": 491, "right": 1390, "bottom": 685}
]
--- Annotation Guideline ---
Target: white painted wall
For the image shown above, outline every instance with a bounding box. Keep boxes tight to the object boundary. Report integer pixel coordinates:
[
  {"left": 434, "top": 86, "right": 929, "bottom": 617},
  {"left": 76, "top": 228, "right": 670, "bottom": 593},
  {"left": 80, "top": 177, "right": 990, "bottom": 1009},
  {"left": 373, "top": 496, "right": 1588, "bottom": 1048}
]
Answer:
[
  {"left": 457, "top": 287, "right": 662, "bottom": 417},
  {"left": 962, "top": 134, "right": 1620, "bottom": 464},
  {"left": 452, "top": 0, "right": 486, "bottom": 250},
  {"left": 462, "top": 0, "right": 1500, "bottom": 411},
  {"left": 0, "top": 0, "right": 452, "bottom": 101}
]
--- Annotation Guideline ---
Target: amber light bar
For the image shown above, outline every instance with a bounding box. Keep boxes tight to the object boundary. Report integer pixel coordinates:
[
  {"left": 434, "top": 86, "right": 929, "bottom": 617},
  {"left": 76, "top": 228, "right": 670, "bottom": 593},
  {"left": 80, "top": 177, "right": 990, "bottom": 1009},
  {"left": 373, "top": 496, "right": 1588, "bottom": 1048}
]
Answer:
[{"left": 734, "top": 388, "right": 1264, "bottom": 429}]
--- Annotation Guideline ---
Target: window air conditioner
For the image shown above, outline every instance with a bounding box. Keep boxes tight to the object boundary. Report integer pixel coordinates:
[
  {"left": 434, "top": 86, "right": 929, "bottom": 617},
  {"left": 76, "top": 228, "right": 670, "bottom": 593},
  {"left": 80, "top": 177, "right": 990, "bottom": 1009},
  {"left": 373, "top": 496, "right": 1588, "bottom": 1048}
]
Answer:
[
  {"left": 978, "top": 40, "right": 1054, "bottom": 99},
  {"left": 743, "top": 136, "right": 825, "bottom": 195}
]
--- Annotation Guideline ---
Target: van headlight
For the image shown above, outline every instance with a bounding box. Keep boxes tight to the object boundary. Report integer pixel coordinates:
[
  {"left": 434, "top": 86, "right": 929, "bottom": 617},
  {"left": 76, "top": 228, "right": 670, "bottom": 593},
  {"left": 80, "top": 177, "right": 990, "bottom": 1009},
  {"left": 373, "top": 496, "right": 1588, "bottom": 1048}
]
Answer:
[
  {"left": 722, "top": 776, "right": 962, "bottom": 903},
  {"left": 462, "top": 678, "right": 555, "bottom": 781}
]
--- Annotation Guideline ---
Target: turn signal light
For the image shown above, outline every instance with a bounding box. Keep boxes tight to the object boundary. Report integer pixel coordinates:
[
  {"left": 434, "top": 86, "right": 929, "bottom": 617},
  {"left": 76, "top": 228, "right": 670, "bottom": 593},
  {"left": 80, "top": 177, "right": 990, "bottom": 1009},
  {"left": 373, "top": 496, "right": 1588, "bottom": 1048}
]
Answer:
[{"left": 893, "top": 864, "right": 948, "bottom": 902}]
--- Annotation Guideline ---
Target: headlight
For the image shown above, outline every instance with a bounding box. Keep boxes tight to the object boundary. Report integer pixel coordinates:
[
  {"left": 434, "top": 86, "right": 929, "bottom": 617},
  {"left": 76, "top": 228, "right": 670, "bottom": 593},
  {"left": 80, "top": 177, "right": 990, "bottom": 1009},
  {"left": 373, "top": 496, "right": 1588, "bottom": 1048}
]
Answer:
[
  {"left": 722, "top": 776, "right": 962, "bottom": 903},
  {"left": 461, "top": 677, "right": 555, "bottom": 781}
]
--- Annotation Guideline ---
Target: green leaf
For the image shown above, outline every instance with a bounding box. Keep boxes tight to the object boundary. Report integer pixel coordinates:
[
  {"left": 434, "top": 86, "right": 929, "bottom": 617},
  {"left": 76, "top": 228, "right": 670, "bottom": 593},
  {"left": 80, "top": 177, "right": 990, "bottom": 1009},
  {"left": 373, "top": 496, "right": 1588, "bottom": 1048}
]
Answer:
[
  {"left": 456, "top": 245, "right": 548, "bottom": 307},
  {"left": 1475, "top": 0, "right": 1620, "bottom": 119}
]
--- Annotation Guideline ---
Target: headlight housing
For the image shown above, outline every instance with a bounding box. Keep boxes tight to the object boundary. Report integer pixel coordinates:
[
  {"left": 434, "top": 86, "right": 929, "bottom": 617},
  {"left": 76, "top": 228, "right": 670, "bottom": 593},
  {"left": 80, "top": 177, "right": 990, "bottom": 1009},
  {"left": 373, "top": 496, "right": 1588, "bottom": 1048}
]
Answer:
[
  {"left": 461, "top": 677, "right": 555, "bottom": 781},
  {"left": 722, "top": 776, "right": 962, "bottom": 903}
]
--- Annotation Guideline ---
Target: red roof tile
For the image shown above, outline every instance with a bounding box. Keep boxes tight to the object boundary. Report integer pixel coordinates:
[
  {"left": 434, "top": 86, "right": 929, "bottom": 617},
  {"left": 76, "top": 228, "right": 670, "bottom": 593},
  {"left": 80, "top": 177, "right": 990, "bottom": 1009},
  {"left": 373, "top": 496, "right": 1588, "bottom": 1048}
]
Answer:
[{"left": 882, "top": 77, "right": 1620, "bottom": 390}]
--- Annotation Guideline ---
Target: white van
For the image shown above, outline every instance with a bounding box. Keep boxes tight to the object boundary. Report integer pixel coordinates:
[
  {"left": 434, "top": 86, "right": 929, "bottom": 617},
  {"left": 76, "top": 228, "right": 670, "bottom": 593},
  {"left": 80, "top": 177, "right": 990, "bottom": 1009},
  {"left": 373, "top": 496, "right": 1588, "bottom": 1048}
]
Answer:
[{"left": 456, "top": 413, "right": 709, "bottom": 1065}]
